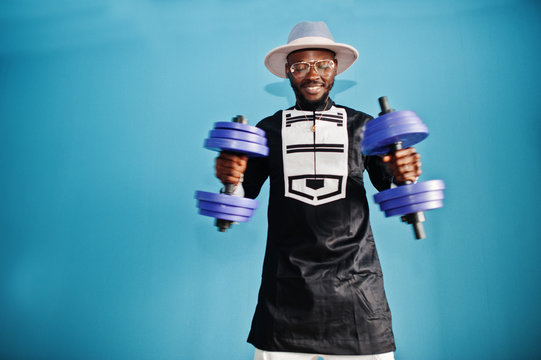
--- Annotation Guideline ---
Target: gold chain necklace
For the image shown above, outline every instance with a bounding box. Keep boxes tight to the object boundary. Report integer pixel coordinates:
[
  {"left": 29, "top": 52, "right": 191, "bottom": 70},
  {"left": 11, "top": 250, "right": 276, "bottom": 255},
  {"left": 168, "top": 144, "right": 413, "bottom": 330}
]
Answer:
[
  {"left": 296, "top": 97, "right": 330, "bottom": 178},
  {"left": 297, "top": 97, "right": 330, "bottom": 132}
]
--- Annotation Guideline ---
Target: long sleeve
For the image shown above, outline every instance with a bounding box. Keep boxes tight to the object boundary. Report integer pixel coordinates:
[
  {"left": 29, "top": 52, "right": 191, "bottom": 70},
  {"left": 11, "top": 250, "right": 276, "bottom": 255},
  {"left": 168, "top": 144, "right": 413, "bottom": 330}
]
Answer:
[
  {"left": 243, "top": 155, "right": 270, "bottom": 199},
  {"left": 365, "top": 154, "right": 394, "bottom": 192}
]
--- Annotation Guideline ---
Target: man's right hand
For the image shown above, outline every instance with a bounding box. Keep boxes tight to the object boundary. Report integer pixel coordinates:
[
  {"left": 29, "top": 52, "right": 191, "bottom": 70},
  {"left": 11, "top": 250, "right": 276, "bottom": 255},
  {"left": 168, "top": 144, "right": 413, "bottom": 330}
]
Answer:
[{"left": 215, "top": 153, "right": 248, "bottom": 185}]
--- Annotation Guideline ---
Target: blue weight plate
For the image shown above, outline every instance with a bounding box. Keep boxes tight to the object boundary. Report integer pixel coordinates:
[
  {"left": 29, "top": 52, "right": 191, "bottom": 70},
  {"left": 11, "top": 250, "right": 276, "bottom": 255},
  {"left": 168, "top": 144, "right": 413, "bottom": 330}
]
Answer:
[
  {"left": 373, "top": 110, "right": 419, "bottom": 122},
  {"left": 204, "top": 138, "right": 269, "bottom": 157},
  {"left": 371, "top": 110, "right": 419, "bottom": 120},
  {"left": 379, "top": 190, "right": 445, "bottom": 211},
  {"left": 384, "top": 200, "right": 444, "bottom": 217},
  {"left": 198, "top": 199, "right": 254, "bottom": 217},
  {"left": 374, "top": 180, "right": 446, "bottom": 204},
  {"left": 364, "top": 110, "right": 421, "bottom": 129},
  {"left": 364, "top": 112, "right": 423, "bottom": 136},
  {"left": 362, "top": 123, "right": 429, "bottom": 156},
  {"left": 195, "top": 191, "right": 259, "bottom": 210},
  {"left": 209, "top": 129, "right": 267, "bottom": 146},
  {"left": 213, "top": 121, "right": 266, "bottom": 137},
  {"left": 364, "top": 118, "right": 423, "bottom": 139},
  {"left": 199, "top": 209, "right": 251, "bottom": 222}
]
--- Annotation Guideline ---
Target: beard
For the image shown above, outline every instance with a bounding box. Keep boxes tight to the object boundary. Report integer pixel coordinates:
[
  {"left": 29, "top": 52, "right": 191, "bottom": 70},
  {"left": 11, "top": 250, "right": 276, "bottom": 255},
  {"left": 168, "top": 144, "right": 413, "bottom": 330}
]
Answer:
[{"left": 290, "top": 78, "right": 334, "bottom": 110}]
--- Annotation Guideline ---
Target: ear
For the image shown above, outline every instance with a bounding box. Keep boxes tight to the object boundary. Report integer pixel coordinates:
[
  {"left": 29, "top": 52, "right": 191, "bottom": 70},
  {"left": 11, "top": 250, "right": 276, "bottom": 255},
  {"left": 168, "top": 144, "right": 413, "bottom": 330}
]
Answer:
[{"left": 284, "top": 62, "right": 290, "bottom": 77}]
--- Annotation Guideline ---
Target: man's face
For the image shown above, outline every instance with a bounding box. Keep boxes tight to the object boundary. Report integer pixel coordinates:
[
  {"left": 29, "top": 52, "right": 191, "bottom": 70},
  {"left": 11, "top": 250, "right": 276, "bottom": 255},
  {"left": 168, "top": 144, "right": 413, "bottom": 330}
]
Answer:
[{"left": 286, "top": 49, "right": 337, "bottom": 106}]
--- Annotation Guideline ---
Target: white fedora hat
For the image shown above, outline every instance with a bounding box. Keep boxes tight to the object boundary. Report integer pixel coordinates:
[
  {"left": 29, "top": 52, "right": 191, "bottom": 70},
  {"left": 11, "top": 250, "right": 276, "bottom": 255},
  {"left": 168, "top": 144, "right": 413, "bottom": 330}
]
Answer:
[{"left": 264, "top": 21, "right": 359, "bottom": 78}]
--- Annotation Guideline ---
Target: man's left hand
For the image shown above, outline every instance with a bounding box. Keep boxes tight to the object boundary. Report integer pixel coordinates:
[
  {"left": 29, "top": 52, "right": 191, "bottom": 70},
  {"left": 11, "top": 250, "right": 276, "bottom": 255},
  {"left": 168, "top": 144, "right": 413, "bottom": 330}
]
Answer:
[{"left": 382, "top": 147, "right": 422, "bottom": 183}]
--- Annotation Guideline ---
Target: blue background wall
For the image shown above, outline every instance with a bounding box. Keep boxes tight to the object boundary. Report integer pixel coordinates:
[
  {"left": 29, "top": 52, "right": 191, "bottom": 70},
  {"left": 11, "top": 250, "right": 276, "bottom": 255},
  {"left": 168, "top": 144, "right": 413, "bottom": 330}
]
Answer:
[{"left": 1, "top": 1, "right": 540, "bottom": 359}]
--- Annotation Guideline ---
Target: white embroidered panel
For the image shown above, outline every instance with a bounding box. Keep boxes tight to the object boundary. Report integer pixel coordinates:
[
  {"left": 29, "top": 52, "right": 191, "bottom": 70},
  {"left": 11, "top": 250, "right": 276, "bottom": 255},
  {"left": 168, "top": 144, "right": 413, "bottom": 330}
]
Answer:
[{"left": 282, "top": 106, "right": 349, "bottom": 206}]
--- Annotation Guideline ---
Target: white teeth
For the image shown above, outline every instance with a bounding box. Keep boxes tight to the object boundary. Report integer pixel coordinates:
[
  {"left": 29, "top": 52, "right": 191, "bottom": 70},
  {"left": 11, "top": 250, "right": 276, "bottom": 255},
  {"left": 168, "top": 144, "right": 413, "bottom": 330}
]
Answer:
[{"left": 305, "top": 86, "right": 322, "bottom": 93}]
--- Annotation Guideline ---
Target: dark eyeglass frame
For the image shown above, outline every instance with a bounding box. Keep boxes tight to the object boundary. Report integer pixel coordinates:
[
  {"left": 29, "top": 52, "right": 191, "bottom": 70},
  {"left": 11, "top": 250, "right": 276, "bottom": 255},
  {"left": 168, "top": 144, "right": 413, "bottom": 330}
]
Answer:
[{"left": 288, "top": 59, "right": 336, "bottom": 79}]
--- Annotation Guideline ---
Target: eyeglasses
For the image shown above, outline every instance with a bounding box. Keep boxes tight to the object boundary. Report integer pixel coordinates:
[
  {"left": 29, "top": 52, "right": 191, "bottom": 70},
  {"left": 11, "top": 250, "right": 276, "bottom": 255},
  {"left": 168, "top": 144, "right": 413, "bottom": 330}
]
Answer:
[{"left": 288, "top": 60, "right": 335, "bottom": 79}]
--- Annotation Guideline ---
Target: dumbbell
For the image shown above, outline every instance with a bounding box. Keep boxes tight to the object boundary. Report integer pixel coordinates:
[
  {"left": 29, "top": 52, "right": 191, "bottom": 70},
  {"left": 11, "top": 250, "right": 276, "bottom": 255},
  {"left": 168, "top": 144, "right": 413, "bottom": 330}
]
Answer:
[
  {"left": 361, "top": 96, "right": 445, "bottom": 239},
  {"left": 195, "top": 116, "right": 269, "bottom": 232}
]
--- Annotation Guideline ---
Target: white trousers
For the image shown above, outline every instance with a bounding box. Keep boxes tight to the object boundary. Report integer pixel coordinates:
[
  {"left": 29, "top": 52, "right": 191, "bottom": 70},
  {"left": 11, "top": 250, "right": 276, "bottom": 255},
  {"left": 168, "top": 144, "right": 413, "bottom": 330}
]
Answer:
[{"left": 254, "top": 348, "right": 395, "bottom": 360}]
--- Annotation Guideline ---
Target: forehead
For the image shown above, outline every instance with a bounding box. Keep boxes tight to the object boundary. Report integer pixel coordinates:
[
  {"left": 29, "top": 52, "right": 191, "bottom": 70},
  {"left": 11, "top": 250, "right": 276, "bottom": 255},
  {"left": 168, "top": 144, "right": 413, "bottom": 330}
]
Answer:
[{"left": 287, "top": 49, "right": 335, "bottom": 63}]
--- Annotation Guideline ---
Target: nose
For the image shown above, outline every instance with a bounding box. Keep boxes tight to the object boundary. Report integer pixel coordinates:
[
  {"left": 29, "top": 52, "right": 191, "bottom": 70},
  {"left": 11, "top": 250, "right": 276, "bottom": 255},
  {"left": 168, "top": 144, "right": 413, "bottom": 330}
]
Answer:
[{"left": 307, "top": 64, "right": 320, "bottom": 79}]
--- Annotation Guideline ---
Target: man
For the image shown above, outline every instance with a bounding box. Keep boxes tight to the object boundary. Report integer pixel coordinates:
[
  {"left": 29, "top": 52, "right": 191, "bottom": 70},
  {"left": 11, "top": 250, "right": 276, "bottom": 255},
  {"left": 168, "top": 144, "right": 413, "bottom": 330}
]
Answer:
[{"left": 216, "top": 21, "right": 421, "bottom": 360}]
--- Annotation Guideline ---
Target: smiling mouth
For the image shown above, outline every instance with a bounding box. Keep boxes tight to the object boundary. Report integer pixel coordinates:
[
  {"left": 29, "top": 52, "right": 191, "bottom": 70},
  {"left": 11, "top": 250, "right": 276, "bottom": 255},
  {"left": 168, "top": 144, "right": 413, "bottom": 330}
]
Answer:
[{"left": 302, "top": 83, "right": 325, "bottom": 95}]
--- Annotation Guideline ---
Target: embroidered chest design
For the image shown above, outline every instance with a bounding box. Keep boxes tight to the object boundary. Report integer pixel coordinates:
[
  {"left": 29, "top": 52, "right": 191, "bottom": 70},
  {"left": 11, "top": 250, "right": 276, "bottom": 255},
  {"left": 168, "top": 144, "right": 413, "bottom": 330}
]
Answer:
[{"left": 282, "top": 106, "right": 349, "bottom": 206}]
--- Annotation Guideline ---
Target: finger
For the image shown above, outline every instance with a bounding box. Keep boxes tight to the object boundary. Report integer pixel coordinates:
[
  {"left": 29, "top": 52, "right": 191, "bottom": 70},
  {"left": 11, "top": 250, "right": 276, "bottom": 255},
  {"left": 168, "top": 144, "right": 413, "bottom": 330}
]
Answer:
[
  {"left": 398, "top": 160, "right": 422, "bottom": 174},
  {"left": 219, "top": 175, "right": 243, "bottom": 184},
  {"left": 393, "top": 161, "right": 421, "bottom": 178},
  {"left": 394, "top": 153, "right": 421, "bottom": 167},
  {"left": 216, "top": 159, "right": 246, "bottom": 185},
  {"left": 393, "top": 148, "right": 417, "bottom": 161},
  {"left": 232, "top": 154, "right": 248, "bottom": 166},
  {"left": 215, "top": 169, "right": 243, "bottom": 184},
  {"left": 216, "top": 164, "right": 245, "bottom": 178},
  {"left": 395, "top": 169, "right": 422, "bottom": 183},
  {"left": 394, "top": 167, "right": 420, "bottom": 180},
  {"left": 384, "top": 149, "right": 419, "bottom": 164},
  {"left": 219, "top": 152, "right": 248, "bottom": 165},
  {"left": 216, "top": 156, "right": 247, "bottom": 172},
  {"left": 217, "top": 160, "right": 246, "bottom": 173},
  {"left": 394, "top": 147, "right": 417, "bottom": 158},
  {"left": 393, "top": 148, "right": 421, "bottom": 159},
  {"left": 397, "top": 161, "right": 417, "bottom": 172}
]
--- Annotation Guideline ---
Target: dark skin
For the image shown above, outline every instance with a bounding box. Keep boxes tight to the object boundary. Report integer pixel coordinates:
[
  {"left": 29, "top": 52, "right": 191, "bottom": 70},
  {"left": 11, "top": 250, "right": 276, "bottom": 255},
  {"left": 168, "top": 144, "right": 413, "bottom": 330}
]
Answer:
[
  {"left": 286, "top": 49, "right": 336, "bottom": 109},
  {"left": 216, "top": 49, "right": 421, "bottom": 185}
]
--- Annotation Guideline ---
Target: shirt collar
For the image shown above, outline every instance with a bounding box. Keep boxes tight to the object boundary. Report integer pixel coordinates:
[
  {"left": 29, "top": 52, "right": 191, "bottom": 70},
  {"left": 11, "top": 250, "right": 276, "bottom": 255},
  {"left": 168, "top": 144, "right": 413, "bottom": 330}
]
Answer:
[{"left": 293, "top": 98, "right": 335, "bottom": 112}]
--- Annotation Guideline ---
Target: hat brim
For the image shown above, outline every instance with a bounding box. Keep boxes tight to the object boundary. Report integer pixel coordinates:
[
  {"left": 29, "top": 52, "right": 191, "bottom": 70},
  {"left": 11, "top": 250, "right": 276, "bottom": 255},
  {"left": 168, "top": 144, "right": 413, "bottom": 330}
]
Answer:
[{"left": 264, "top": 36, "right": 359, "bottom": 78}]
